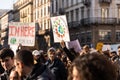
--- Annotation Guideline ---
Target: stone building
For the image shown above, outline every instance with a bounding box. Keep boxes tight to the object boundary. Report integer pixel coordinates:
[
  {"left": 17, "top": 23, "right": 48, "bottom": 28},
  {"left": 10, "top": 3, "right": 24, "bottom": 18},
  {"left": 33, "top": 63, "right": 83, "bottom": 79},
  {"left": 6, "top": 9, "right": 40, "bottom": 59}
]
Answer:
[
  {"left": 63, "top": 0, "right": 120, "bottom": 47},
  {"left": 0, "top": 10, "right": 14, "bottom": 48}
]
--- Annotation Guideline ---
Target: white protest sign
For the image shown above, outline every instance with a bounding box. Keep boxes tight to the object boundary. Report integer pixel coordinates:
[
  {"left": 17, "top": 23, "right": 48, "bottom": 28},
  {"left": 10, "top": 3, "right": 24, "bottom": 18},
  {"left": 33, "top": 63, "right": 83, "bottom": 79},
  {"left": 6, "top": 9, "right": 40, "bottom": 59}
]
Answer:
[
  {"left": 8, "top": 22, "right": 35, "bottom": 46},
  {"left": 110, "top": 44, "right": 120, "bottom": 54},
  {"left": 51, "top": 15, "right": 70, "bottom": 42},
  {"left": 66, "top": 39, "right": 81, "bottom": 53},
  {"left": 102, "top": 44, "right": 111, "bottom": 51}
]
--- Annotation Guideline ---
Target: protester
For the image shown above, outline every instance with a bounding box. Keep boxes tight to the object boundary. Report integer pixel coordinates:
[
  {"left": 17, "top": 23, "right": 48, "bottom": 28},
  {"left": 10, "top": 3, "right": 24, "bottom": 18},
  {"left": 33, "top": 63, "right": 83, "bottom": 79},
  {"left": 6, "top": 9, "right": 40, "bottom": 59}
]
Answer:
[
  {"left": 32, "top": 50, "right": 41, "bottom": 64},
  {"left": 32, "top": 50, "right": 47, "bottom": 64},
  {"left": 118, "top": 45, "right": 120, "bottom": 56},
  {"left": 15, "top": 49, "right": 55, "bottom": 80},
  {"left": 80, "top": 45, "right": 91, "bottom": 55},
  {"left": 0, "top": 63, "right": 4, "bottom": 75},
  {"left": 68, "top": 52, "right": 118, "bottom": 80},
  {"left": 60, "top": 40, "right": 76, "bottom": 62},
  {"left": 0, "top": 48, "right": 15, "bottom": 80},
  {"left": 46, "top": 47, "right": 68, "bottom": 80}
]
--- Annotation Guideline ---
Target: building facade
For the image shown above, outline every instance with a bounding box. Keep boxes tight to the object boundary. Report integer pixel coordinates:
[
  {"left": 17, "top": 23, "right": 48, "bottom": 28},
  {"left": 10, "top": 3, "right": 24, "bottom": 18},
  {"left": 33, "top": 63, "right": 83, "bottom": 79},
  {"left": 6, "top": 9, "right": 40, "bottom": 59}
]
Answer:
[
  {"left": 0, "top": 10, "right": 14, "bottom": 48},
  {"left": 32, "top": 0, "right": 51, "bottom": 50},
  {"left": 1, "top": 0, "right": 120, "bottom": 49},
  {"left": 63, "top": 0, "right": 120, "bottom": 47},
  {"left": 14, "top": 0, "right": 33, "bottom": 22}
]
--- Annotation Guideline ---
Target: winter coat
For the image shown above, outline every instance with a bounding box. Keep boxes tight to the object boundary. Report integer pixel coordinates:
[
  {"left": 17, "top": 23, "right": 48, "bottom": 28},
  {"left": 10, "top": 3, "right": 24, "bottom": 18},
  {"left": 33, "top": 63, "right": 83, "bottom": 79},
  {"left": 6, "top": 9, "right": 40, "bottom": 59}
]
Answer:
[
  {"left": 46, "top": 58, "right": 68, "bottom": 80},
  {"left": 0, "top": 67, "right": 14, "bottom": 80},
  {"left": 26, "top": 63, "right": 55, "bottom": 80}
]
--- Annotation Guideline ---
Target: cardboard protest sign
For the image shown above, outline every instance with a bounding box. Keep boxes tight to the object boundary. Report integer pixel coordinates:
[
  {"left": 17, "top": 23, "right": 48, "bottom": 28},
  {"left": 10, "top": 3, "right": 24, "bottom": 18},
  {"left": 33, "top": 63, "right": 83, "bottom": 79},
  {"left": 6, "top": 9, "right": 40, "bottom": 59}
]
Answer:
[
  {"left": 66, "top": 39, "right": 81, "bottom": 53},
  {"left": 102, "top": 44, "right": 111, "bottom": 51},
  {"left": 51, "top": 15, "right": 70, "bottom": 42},
  {"left": 96, "top": 42, "right": 104, "bottom": 51},
  {"left": 8, "top": 22, "right": 35, "bottom": 46},
  {"left": 110, "top": 44, "right": 120, "bottom": 54}
]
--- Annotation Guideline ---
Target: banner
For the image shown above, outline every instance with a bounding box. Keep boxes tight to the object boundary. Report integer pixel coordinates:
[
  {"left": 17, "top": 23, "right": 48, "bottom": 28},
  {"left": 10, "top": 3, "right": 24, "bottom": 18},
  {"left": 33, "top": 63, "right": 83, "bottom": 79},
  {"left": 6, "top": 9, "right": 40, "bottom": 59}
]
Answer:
[
  {"left": 8, "top": 22, "right": 35, "bottom": 46},
  {"left": 51, "top": 15, "right": 70, "bottom": 42}
]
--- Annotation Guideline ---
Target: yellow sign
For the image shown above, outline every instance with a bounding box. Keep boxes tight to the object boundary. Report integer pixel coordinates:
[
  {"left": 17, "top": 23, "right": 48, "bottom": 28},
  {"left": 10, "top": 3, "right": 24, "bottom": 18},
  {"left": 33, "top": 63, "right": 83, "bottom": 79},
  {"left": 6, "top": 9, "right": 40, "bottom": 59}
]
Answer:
[{"left": 96, "top": 42, "right": 104, "bottom": 51}]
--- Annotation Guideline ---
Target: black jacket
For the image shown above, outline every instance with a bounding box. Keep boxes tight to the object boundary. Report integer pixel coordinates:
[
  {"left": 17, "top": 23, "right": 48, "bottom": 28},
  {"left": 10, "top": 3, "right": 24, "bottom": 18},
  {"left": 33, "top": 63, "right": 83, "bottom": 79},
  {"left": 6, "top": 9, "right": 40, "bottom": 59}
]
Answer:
[
  {"left": 46, "top": 58, "right": 68, "bottom": 80},
  {"left": 26, "top": 63, "right": 55, "bottom": 80},
  {"left": 63, "top": 47, "right": 76, "bottom": 62},
  {"left": 0, "top": 67, "right": 14, "bottom": 80}
]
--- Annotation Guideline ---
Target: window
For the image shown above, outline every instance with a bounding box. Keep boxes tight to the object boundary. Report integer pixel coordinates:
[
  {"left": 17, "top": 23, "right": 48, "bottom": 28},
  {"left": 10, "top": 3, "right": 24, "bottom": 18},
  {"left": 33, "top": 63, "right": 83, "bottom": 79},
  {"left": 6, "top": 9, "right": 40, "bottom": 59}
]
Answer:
[
  {"left": 116, "top": 30, "right": 120, "bottom": 41},
  {"left": 87, "top": 8, "right": 90, "bottom": 18},
  {"left": 99, "top": 30, "right": 111, "bottom": 41},
  {"left": 44, "top": 0, "right": 46, "bottom": 3},
  {"left": 86, "top": 31, "right": 92, "bottom": 42},
  {"left": 39, "top": 0, "right": 41, "bottom": 6},
  {"left": 56, "top": 0, "right": 58, "bottom": 12},
  {"left": 66, "top": 0, "right": 69, "bottom": 7},
  {"left": 41, "top": 9, "right": 43, "bottom": 17},
  {"left": 81, "top": 7, "right": 84, "bottom": 19},
  {"left": 118, "top": 7, "right": 120, "bottom": 23},
  {"left": 51, "top": 0, "right": 54, "bottom": 13},
  {"left": 44, "top": 21, "right": 46, "bottom": 30},
  {"left": 66, "top": 12, "right": 69, "bottom": 21},
  {"left": 44, "top": 7, "right": 46, "bottom": 16},
  {"left": 75, "top": 8, "right": 79, "bottom": 21},
  {"left": 70, "top": 10, "right": 74, "bottom": 21},
  {"left": 76, "top": 0, "right": 78, "bottom": 3},
  {"left": 71, "top": 0, "right": 73, "bottom": 6},
  {"left": 80, "top": 32, "right": 85, "bottom": 43},
  {"left": 101, "top": 8, "right": 109, "bottom": 18},
  {"left": 62, "top": 0, "right": 64, "bottom": 8}
]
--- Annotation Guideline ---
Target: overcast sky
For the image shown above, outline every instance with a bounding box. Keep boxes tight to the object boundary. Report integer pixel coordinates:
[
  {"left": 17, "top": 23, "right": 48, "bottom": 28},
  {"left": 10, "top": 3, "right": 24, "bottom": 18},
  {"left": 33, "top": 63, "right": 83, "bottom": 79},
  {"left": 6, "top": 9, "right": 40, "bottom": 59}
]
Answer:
[{"left": 0, "top": 0, "right": 17, "bottom": 9}]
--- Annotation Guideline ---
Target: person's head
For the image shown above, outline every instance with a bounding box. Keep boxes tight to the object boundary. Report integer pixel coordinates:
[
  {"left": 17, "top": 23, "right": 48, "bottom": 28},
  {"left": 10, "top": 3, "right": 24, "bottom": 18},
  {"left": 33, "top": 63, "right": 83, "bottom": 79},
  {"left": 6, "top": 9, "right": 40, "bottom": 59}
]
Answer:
[
  {"left": 118, "top": 45, "right": 120, "bottom": 56},
  {"left": 102, "top": 50, "right": 110, "bottom": 58},
  {"left": 0, "top": 48, "right": 14, "bottom": 71},
  {"left": 68, "top": 53, "right": 117, "bottom": 80},
  {"left": 110, "top": 51, "right": 117, "bottom": 57},
  {"left": 83, "top": 45, "right": 90, "bottom": 53},
  {"left": 32, "top": 50, "right": 40, "bottom": 61},
  {"left": 15, "top": 49, "right": 34, "bottom": 77},
  {"left": 9, "top": 70, "right": 20, "bottom": 80},
  {"left": 47, "top": 47, "right": 56, "bottom": 61}
]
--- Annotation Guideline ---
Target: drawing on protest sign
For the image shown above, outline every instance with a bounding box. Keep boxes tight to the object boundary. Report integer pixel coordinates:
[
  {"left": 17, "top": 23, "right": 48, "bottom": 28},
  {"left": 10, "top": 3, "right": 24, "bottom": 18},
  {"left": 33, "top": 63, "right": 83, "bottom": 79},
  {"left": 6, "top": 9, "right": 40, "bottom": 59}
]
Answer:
[
  {"left": 8, "top": 22, "right": 35, "bottom": 46},
  {"left": 51, "top": 15, "right": 70, "bottom": 42}
]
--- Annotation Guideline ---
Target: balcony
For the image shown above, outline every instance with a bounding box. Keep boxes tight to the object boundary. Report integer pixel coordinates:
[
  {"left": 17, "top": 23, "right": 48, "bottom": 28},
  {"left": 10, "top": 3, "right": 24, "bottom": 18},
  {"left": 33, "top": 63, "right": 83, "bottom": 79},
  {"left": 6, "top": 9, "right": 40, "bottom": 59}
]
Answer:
[
  {"left": 21, "top": 13, "right": 27, "bottom": 18},
  {"left": 68, "top": 21, "right": 80, "bottom": 28},
  {"left": 82, "top": 0, "right": 91, "bottom": 6},
  {"left": 17, "top": 0, "right": 33, "bottom": 10},
  {"left": 81, "top": 17, "right": 117, "bottom": 25},
  {"left": 59, "top": 8, "right": 65, "bottom": 15},
  {"left": 99, "top": 0, "right": 112, "bottom": 4}
]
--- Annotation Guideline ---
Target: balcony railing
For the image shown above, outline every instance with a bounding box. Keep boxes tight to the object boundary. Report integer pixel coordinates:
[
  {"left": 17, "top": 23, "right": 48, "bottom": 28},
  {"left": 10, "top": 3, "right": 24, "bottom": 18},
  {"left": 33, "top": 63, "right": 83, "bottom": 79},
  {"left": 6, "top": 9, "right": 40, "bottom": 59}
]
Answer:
[
  {"left": 82, "top": 0, "right": 91, "bottom": 6},
  {"left": 59, "top": 8, "right": 65, "bottom": 15},
  {"left": 68, "top": 21, "right": 80, "bottom": 28},
  {"left": 81, "top": 17, "right": 117, "bottom": 25},
  {"left": 99, "top": 0, "right": 112, "bottom": 4}
]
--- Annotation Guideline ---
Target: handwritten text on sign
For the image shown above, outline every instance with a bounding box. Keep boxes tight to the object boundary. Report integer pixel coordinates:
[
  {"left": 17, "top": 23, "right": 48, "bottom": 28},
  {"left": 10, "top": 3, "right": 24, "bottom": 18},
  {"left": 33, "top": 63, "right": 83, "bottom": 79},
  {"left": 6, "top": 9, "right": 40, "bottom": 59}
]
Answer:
[{"left": 8, "top": 22, "right": 35, "bottom": 46}]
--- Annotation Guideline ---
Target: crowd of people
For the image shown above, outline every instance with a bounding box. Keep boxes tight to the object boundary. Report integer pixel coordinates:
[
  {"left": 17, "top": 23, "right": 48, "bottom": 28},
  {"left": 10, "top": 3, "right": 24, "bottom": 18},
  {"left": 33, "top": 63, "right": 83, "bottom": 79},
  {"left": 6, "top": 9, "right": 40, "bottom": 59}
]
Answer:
[{"left": 0, "top": 41, "right": 120, "bottom": 80}]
